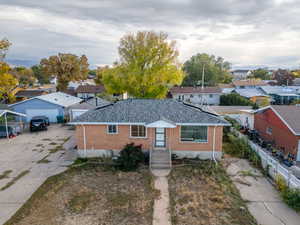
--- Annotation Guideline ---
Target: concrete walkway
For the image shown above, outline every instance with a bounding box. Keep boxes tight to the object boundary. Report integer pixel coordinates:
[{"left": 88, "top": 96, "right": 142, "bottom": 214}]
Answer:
[
  {"left": 152, "top": 169, "right": 171, "bottom": 225},
  {"left": 225, "top": 158, "right": 300, "bottom": 225}
]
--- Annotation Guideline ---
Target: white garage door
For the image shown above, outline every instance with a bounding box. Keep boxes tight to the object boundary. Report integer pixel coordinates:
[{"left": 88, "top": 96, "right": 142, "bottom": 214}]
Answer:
[
  {"left": 26, "top": 109, "right": 59, "bottom": 123},
  {"left": 71, "top": 109, "right": 88, "bottom": 121}
]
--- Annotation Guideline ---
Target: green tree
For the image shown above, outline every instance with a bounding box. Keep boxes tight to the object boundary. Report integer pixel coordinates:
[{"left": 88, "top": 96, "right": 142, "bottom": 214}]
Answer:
[
  {"left": 292, "top": 70, "right": 300, "bottom": 78},
  {"left": 220, "top": 93, "right": 254, "bottom": 106},
  {"left": 94, "top": 66, "right": 109, "bottom": 85},
  {"left": 31, "top": 65, "right": 50, "bottom": 84},
  {"left": 248, "top": 68, "right": 271, "bottom": 80},
  {"left": 0, "top": 62, "right": 18, "bottom": 103},
  {"left": 182, "top": 53, "right": 232, "bottom": 86},
  {"left": 11, "top": 66, "right": 36, "bottom": 87},
  {"left": 274, "top": 69, "right": 295, "bottom": 85},
  {"left": 88, "top": 69, "right": 96, "bottom": 76},
  {"left": 102, "top": 31, "right": 184, "bottom": 98},
  {"left": 40, "top": 53, "right": 89, "bottom": 91},
  {"left": 0, "top": 38, "right": 11, "bottom": 61}
]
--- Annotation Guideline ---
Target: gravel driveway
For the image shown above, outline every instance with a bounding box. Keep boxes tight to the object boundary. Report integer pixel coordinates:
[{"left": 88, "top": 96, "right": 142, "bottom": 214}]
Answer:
[{"left": 0, "top": 125, "right": 74, "bottom": 225}]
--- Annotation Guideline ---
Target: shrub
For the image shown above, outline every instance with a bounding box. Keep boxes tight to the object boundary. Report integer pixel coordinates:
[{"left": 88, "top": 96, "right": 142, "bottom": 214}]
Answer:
[
  {"left": 224, "top": 116, "right": 241, "bottom": 130},
  {"left": 220, "top": 93, "right": 254, "bottom": 106},
  {"left": 226, "top": 134, "right": 262, "bottom": 169},
  {"left": 117, "top": 143, "right": 145, "bottom": 171},
  {"left": 281, "top": 188, "right": 300, "bottom": 211},
  {"left": 275, "top": 174, "right": 288, "bottom": 192}
]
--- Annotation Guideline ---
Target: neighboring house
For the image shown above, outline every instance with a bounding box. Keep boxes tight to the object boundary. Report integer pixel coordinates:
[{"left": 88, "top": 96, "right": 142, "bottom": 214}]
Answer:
[
  {"left": 68, "top": 102, "right": 96, "bottom": 121},
  {"left": 233, "top": 88, "right": 271, "bottom": 105},
  {"left": 50, "top": 77, "right": 95, "bottom": 88},
  {"left": 75, "top": 84, "right": 105, "bottom": 100},
  {"left": 85, "top": 97, "right": 110, "bottom": 107},
  {"left": 232, "top": 79, "right": 268, "bottom": 89},
  {"left": 208, "top": 106, "right": 255, "bottom": 129},
  {"left": 15, "top": 90, "right": 48, "bottom": 101},
  {"left": 169, "top": 86, "right": 222, "bottom": 105},
  {"left": 70, "top": 99, "right": 229, "bottom": 160},
  {"left": 68, "top": 97, "right": 110, "bottom": 121},
  {"left": 10, "top": 92, "right": 82, "bottom": 123},
  {"left": 231, "top": 70, "right": 251, "bottom": 79},
  {"left": 254, "top": 105, "right": 300, "bottom": 161},
  {"left": 218, "top": 83, "right": 234, "bottom": 94},
  {"left": 259, "top": 86, "right": 300, "bottom": 105},
  {"left": 294, "top": 78, "right": 300, "bottom": 86}
]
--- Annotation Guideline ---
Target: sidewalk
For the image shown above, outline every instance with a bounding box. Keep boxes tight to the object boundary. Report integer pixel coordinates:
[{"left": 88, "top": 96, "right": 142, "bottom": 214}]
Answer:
[
  {"left": 225, "top": 158, "right": 300, "bottom": 225},
  {"left": 152, "top": 169, "right": 171, "bottom": 225}
]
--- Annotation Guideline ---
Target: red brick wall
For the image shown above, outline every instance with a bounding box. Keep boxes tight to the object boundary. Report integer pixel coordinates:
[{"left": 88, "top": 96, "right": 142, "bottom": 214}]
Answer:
[
  {"left": 75, "top": 125, "right": 223, "bottom": 152},
  {"left": 254, "top": 108, "right": 300, "bottom": 156}
]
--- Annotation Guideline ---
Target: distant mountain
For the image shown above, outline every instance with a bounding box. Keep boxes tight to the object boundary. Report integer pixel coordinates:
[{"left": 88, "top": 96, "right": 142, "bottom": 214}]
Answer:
[{"left": 5, "top": 58, "right": 37, "bottom": 67}]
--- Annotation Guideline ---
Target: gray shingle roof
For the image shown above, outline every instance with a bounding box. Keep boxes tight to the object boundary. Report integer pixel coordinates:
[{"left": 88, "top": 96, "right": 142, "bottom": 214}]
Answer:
[
  {"left": 71, "top": 99, "right": 229, "bottom": 125},
  {"left": 271, "top": 105, "right": 300, "bottom": 135}
]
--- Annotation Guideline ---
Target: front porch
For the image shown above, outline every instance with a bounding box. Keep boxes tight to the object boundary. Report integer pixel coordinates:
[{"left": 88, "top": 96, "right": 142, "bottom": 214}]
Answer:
[{"left": 146, "top": 119, "right": 175, "bottom": 171}]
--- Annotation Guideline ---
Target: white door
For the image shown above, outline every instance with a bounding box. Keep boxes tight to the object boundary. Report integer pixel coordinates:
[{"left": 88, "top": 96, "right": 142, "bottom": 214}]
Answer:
[
  {"left": 155, "top": 128, "right": 166, "bottom": 148},
  {"left": 26, "top": 109, "right": 59, "bottom": 123},
  {"left": 297, "top": 140, "right": 300, "bottom": 162}
]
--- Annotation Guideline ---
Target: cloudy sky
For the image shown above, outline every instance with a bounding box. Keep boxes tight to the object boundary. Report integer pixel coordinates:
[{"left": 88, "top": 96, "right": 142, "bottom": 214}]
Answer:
[{"left": 0, "top": 0, "right": 300, "bottom": 69}]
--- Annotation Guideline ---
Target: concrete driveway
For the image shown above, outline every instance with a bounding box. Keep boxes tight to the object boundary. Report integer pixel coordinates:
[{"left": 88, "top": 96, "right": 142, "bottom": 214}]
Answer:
[
  {"left": 0, "top": 125, "right": 74, "bottom": 225},
  {"left": 225, "top": 158, "right": 300, "bottom": 225}
]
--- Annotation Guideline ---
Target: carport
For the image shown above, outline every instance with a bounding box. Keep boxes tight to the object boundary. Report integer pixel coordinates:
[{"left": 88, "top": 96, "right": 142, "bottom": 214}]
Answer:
[{"left": 0, "top": 110, "right": 26, "bottom": 139}]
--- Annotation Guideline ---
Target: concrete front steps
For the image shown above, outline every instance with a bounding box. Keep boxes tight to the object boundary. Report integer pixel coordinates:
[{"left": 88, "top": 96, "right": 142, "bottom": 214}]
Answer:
[{"left": 151, "top": 150, "right": 171, "bottom": 170}]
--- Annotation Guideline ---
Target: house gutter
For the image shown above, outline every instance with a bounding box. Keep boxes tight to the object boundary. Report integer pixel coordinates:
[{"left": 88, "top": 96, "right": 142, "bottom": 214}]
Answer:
[{"left": 212, "top": 126, "right": 217, "bottom": 164}]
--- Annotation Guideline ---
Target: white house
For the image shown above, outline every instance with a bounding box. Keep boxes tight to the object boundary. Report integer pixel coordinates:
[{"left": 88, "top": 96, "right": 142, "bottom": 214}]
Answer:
[
  {"left": 208, "top": 106, "right": 255, "bottom": 129},
  {"left": 231, "top": 70, "right": 252, "bottom": 79},
  {"left": 169, "top": 86, "right": 222, "bottom": 105}
]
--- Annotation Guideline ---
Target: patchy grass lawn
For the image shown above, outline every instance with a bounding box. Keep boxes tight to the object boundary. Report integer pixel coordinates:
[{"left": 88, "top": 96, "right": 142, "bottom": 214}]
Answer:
[
  {"left": 169, "top": 161, "right": 257, "bottom": 225},
  {"left": 5, "top": 165, "right": 155, "bottom": 225}
]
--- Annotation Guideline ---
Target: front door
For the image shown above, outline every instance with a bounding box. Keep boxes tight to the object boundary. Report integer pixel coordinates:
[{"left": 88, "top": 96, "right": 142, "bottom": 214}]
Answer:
[{"left": 155, "top": 128, "right": 166, "bottom": 148}]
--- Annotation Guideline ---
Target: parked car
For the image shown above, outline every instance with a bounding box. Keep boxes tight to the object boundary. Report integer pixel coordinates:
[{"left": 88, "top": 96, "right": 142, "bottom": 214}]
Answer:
[
  {"left": 30, "top": 117, "right": 49, "bottom": 132},
  {"left": 0, "top": 125, "right": 16, "bottom": 138},
  {"left": 31, "top": 116, "right": 50, "bottom": 126}
]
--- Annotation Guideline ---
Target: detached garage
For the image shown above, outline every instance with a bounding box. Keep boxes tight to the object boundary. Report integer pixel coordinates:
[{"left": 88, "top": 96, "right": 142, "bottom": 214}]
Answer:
[{"left": 10, "top": 92, "right": 82, "bottom": 123}]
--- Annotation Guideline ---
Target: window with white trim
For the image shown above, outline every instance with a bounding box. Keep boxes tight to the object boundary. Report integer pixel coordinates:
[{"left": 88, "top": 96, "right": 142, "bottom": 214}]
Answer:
[
  {"left": 180, "top": 126, "right": 207, "bottom": 142},
  {"left": 266, "top": 127, "right": 272, "bottom": 135},
  {"left": 107, "top": 125, "right": 117, "bottom": 134},
  {"left": 131, "top": 125, "right": 146, "bottom": 137}
]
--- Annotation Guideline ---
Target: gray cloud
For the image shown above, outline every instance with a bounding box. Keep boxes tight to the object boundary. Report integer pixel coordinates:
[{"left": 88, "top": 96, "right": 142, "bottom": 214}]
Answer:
[{"left": 0, "top": 0, "right": 300, "bottom": 68}]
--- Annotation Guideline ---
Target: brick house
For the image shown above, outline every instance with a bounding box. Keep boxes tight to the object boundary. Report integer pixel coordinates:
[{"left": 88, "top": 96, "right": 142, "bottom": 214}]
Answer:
[
  {"left": 254, "top": 105, "right": 300, "bottom": 161},
  {"left": 70, "top": 99, "right": 229, "bottom": 167}
]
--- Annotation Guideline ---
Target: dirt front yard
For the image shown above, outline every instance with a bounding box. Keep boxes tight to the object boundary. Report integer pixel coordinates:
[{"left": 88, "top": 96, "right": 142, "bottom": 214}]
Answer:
[
  {"left": 4, "top": 165, "right": 156, "bottom": 225},
  {"left": 168, "top": 161, "right": 257, "bottom": 225}
]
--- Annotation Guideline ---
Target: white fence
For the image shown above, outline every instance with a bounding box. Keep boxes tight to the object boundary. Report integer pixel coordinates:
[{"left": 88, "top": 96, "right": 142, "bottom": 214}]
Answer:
[{"left": 233, "top": 129, "right": 300, "bottom": 189}]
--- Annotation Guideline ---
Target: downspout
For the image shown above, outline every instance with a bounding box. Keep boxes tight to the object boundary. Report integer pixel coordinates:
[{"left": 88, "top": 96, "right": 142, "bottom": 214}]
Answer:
[
  {"left": 82, "top": 124, "right": 87, "bottom": 158},
  {"left": 212, "top": 126, "right": 217, "bottom": 164}
]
